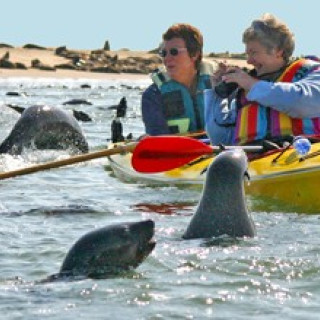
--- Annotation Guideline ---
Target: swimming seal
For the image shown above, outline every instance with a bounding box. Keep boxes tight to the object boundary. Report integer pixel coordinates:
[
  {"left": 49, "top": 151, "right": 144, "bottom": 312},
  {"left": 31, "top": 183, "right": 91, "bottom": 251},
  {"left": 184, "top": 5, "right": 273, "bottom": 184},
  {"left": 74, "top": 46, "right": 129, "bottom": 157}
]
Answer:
[
  {"left": 0, "top": 105, "right": 89, "bottom": 154},
  {"left": 44, "top": 219, "right": 155, "bottom": 281},
  {"left": 183, "top": 149, "right": 255, "bottom": 239}
]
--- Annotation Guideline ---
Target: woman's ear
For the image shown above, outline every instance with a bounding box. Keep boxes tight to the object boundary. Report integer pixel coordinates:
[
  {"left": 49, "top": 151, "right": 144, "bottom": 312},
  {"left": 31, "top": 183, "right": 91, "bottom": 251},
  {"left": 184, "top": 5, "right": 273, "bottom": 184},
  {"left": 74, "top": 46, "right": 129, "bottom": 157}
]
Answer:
[
  {"left": 191, "top": 52, "right": 200, "bottom": 68},
  {"left": 192, "top": 52, "right": 200, "bottom": 61},
  {"left": 275, "top": 48, "right": 284, "bottom": 59}
]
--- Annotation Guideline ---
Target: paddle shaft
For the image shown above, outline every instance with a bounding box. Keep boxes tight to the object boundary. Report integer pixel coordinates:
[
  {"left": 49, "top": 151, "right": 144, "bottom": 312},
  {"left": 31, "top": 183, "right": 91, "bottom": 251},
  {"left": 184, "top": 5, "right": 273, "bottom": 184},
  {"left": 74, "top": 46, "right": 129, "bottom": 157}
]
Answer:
[
  {"left": 181, "top": 130, "right": 207, "bottom": 138},
  {"left": 0, "top": 143, "right": 137, "bottom": 180},
  {"left": 0, "top": 135, "right": 204, "bottom": 180}
]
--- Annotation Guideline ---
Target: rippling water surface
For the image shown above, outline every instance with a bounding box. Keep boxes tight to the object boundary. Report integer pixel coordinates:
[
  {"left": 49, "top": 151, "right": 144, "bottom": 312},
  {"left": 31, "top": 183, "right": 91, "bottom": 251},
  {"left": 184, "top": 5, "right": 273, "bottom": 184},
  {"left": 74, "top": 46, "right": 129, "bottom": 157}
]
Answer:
[{"left": 0, "top": 76, "right": 319, "bottom": 320}]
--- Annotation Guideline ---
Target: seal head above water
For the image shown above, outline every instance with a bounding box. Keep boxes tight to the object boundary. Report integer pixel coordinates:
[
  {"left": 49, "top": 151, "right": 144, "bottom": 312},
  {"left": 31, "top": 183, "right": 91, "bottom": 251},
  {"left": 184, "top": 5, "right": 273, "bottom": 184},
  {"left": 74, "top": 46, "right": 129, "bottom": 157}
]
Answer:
[
  {"left": 0, "top": 105, "right": 89, "bottom": 154},
  {"left": 46, "top": 219, "right": 155, "bottom": 281},
  {"left": 183, "top": 149, "right": 255, "bottom": 239}
]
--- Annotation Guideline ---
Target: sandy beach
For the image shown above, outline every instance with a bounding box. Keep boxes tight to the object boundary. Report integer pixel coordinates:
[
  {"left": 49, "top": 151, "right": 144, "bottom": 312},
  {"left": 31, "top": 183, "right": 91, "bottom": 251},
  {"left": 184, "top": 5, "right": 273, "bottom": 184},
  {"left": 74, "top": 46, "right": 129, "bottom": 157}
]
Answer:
[
  {"left": 0, "top": 46, "right": 248, "bottom": 80},
  {"left": 0, "top": 68, "right": 150, "bottom": 80},
  {"left": 0, "top": 47, "right": 150, "bottom": 80}
]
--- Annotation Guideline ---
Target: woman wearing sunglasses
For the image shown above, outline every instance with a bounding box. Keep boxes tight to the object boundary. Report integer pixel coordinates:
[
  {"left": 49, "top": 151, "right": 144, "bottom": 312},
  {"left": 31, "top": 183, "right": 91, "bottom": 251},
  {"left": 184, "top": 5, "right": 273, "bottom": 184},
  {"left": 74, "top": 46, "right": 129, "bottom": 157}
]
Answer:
[
  {"left": 205, "top": 13, "right": 320, "bottom": 148},
  {"left": 141, "top": 23, "right": 217, "bottom": 135}
]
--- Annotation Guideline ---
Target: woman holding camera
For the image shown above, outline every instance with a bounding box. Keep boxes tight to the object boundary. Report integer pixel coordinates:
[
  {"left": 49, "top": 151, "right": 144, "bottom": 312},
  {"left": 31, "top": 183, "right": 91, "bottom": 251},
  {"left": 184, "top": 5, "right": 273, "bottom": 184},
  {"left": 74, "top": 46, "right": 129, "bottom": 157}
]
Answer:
[
  {"left": 205, "top": 13, "right": 320, "bottom": 147},
  {"left": 141, "top": 23, "right": 217, "bottom": 136}
]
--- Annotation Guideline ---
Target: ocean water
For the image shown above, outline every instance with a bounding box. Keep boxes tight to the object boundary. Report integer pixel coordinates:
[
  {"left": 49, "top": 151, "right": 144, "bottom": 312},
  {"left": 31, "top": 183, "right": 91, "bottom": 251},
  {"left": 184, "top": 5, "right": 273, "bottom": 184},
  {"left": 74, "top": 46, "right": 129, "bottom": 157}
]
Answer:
[{"left": 0, "top": 76, "right": 319, "bottom": 320}]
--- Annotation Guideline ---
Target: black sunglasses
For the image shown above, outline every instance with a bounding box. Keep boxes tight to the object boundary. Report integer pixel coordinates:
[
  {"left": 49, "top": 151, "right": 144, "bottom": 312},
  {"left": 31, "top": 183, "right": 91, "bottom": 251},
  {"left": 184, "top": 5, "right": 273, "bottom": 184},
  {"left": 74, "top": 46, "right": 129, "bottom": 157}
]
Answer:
[{"left": 158, "top": 47, "right": 187, "bottom": 58}]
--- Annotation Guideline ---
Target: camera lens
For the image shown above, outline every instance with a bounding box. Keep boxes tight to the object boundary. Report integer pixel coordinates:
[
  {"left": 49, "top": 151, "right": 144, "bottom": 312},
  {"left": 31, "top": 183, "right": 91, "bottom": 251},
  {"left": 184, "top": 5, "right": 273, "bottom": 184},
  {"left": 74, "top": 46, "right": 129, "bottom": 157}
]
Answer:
[{"left": 214, "top": 81, "right": 238, "bottom": 98}]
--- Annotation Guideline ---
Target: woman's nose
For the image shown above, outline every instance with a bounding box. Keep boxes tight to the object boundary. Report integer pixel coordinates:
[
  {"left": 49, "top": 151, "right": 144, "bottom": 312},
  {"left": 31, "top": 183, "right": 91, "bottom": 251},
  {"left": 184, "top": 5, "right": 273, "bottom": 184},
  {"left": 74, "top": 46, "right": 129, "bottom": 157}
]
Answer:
[
  {"left": 164, "top": 54, "right": 173, "bottom": 62},
  {"left": 246, "top": 55, "right": 254, "bottom": 65}
]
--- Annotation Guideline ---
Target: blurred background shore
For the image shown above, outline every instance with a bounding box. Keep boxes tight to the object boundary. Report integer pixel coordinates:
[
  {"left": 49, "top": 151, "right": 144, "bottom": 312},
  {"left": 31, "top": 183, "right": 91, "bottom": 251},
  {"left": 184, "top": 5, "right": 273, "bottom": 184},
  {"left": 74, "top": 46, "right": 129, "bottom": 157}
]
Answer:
[{"left": 0, "top": 43, "right": 249, "bottom": 79}]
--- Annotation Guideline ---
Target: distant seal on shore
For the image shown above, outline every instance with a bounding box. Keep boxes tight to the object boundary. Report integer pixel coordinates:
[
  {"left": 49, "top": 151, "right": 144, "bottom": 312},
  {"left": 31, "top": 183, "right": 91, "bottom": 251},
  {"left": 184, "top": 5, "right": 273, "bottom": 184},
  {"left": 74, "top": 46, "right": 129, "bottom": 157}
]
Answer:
[
  {"left": 183, "top": 149, "right": 255, "bottom": 239},
  {"left": 0, "top": 105, "right": 89, "bottom": 154},
  {"left": 42, "top": 219, "right": 155, "bottom": 281}
]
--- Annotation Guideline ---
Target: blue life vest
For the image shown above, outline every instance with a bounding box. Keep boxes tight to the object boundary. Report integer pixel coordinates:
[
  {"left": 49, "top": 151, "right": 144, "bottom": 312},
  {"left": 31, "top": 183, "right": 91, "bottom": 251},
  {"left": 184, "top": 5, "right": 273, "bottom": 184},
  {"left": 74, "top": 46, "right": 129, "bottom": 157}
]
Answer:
[{"left": 151, "top": 62, "right": 215, "bottom": 133}]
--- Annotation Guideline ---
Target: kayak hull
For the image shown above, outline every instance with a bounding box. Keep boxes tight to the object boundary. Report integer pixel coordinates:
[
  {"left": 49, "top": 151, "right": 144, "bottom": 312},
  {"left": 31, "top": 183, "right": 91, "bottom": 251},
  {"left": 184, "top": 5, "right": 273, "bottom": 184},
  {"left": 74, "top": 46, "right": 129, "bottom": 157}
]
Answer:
[
  {"left": 246, "top": 145, "right": 320, "bottom": 213},
  {"left": 107, "top": 142, "right": 320, "bottom": 213},
  {"left": 107, "top": 148, "right": 211, "bottom": 185}
]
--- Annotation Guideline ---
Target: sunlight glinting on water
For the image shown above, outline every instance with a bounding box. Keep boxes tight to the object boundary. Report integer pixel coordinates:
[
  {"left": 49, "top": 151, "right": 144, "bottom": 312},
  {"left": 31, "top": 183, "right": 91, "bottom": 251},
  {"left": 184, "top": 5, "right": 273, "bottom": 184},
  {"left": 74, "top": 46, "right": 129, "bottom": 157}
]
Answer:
[{"left": 0, "top": 77, "right": 319, "bottom": 319}]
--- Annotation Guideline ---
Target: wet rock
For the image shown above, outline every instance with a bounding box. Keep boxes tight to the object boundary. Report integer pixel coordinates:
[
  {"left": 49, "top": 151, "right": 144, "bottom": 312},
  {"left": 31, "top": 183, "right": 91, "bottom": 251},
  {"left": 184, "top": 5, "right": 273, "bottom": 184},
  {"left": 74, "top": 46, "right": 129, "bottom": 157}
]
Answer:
[
  {"left": 55, "top": 63, "right": 77, "bottom": 70},
  {"left": 23, "top": 43, "right": 47, "bottom": 50},
  {"left": 15, "top": 62, "right": 28, "bottom": 70},
  {"left": 31, "top": 59, "right": 55, "bottom": 71},
  {"left": 0, "top": 60, "right": 16, "bottom": 69},
  {"left": 62, "top": 99, "right": 92, "bottom": 105},
  {"left": 103, "top": 40, "right": 110, "bottom": 51},
  {"left": 1, "top": 51, "right": 10, "bottom": 61},
  {"left": 91, "top": 66, "right": 120, "bottom": 73},
  {"left": 0, "top": 43, "right": 14, "bottom": 48},
  {"left": 55, "top": 46, "right": 67, "bottom": 56},
  {"left": 80, "top": 84, "right": 91, "bottom": 89},
  {"left": 6, "top": 92, "right": 25, "bottom": 96},
  {"left": 31, "top": 59, "right": 41, "bottom": 67}
]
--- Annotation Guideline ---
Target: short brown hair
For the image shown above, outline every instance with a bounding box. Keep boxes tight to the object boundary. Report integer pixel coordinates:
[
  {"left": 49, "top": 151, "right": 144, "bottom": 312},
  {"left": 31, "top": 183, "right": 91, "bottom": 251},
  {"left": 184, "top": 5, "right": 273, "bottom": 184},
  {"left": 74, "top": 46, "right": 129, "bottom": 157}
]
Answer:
[
  {"left": 242, "top": 13, "right": 295, "bottom": 62},
  {"left": 162, "top": 23, "right": 203, "bottom": 69}
]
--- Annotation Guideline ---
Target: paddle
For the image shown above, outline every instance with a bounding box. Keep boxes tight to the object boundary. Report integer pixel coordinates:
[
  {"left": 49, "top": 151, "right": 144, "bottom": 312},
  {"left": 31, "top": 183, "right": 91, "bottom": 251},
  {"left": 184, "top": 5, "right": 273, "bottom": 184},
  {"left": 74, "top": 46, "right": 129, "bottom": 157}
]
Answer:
[
  {"left": 0, "top": 143, "right": 137, "bottom": 180},
  {"left": 132, "top": 136, "right": 262, "bottom": 173},
  {"left": 0, "top": 133, "right": 207, "bottom": 180}
]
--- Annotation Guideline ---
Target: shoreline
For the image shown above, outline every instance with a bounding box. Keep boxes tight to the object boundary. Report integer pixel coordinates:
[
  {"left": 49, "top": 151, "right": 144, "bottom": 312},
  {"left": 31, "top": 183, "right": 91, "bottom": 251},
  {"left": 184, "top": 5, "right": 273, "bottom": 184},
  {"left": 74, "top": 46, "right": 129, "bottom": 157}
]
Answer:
[
  {"left": 0, "top": 68, "right": 150, "bottom": 80},
  {"left": 0, "top": 46, "right": 248, "bottom": 80}
]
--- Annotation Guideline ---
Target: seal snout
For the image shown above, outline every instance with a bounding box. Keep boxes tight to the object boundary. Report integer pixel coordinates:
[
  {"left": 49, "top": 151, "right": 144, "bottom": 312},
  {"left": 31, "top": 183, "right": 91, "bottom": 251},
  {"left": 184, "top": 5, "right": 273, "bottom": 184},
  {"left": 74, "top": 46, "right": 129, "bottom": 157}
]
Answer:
[{"left": 129, "top": 220, "right": 156, "bottom": 264}]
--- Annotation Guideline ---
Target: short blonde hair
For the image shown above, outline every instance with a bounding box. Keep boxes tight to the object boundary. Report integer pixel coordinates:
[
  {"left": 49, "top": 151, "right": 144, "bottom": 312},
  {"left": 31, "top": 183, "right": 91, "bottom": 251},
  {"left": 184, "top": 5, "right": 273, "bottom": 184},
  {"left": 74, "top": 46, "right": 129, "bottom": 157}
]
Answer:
[{"left": 242, "top": 13, "right": 295, "bottom": 62}]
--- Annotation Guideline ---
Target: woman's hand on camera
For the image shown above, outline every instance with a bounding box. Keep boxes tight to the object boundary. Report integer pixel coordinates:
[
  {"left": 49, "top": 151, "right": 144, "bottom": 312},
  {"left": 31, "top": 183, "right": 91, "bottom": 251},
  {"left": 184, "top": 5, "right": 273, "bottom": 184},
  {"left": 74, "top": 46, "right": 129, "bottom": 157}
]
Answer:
[
  {"left": 211, "top": 61, "right": 228, "bottom": 87},
  {"left": 222, "top": 67, "right": 258, "bottom": 91}
]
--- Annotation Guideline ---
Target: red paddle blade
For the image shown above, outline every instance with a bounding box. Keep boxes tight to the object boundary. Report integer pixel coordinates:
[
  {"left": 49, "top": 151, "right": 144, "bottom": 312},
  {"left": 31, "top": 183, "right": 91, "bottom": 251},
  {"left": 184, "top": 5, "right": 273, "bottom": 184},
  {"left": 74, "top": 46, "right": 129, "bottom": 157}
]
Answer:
[{"left": 132, "top": 136, "right": 212, "bottom": 173}]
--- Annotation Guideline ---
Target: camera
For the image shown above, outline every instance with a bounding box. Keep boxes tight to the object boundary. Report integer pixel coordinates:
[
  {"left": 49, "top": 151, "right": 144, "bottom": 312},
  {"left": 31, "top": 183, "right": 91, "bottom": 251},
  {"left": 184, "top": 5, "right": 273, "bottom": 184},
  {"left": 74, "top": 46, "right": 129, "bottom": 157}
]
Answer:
[
  {"left": 214, "top": 70, "right": 238, "bottom": 99},
  {"left": 214, "top": 68, "right": 250, "bottom": 99},
  {"left": 214, "top": 80, "right": 238, "bottom": 99}
]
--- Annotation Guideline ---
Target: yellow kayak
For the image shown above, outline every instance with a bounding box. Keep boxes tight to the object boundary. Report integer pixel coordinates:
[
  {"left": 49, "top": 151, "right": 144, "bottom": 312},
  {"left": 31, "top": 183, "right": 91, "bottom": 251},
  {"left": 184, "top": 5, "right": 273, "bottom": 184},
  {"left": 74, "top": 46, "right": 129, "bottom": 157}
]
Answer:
[
  {"left": 247, "top": 143, "right": 320, "bottom": 213},
  {"left": 107, "top": 141, "right": 320, "bottom": 213},
  {"left": 107, "top": 142, "right": 211, "bottom": 185}
]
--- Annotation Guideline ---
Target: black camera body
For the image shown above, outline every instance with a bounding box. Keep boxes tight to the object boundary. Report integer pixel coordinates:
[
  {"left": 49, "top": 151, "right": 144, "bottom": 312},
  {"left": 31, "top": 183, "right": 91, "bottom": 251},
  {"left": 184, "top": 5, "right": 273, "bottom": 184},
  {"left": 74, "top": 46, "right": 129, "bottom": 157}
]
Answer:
[
  {"left": 214, "top": 68, "right": 250, "bottom": 98},
  {"left": 214, "top": 80, "right": 238, "bottom": 99},
  {"left": 214, "top": 70, "right": 238, "bottom": 98}
]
